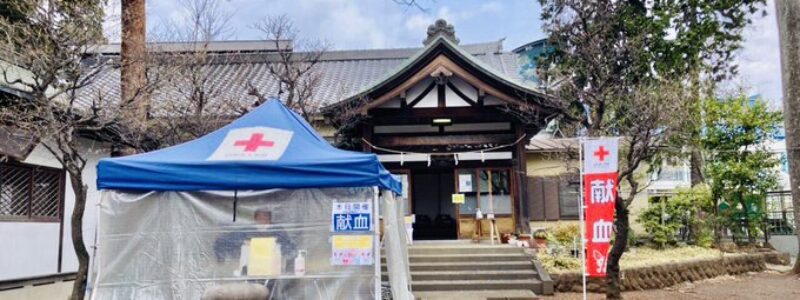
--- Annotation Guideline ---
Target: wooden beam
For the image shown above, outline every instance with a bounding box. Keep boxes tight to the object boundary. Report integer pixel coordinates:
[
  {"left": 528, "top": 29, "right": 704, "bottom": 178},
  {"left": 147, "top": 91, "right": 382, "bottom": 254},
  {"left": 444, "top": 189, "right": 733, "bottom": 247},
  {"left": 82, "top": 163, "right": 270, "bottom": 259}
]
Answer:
[
  {"left": 400, "top": 91, "right": 407, "bottom": 109},
  {"left": 437, "top": 80, "right": 446, "bottom": 108},
  {"left": 371, "top": 107, "right": 510, "bottom": 124},
  {"left": 447, "top": 81, "right": 478, "bottom": 106},
  {"left": 407, "top": 81, "right": 436, "bottom": 108},
  {"left": 374, "top": 133, "right": 516, "bottom": 147},
  {"left": 362, "top": 55, "right": 525, "bottom": 112}
]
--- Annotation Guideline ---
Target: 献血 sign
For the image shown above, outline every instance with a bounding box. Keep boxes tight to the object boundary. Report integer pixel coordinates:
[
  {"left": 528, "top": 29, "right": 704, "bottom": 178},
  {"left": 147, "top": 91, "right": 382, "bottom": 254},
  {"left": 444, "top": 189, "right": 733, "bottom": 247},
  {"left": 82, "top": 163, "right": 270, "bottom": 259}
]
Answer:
[
  {"left": 582, "top": 138, "right": 618, "bottom": 278},
  {"left": 331, "top": 201, "right": 372, "bottom": 232}
]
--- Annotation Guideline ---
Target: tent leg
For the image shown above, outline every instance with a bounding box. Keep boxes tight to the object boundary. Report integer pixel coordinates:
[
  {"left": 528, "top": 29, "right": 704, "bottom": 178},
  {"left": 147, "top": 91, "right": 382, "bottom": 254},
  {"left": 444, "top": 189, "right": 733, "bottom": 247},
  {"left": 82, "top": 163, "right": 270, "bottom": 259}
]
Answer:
[
  {"left": 89, "top": 196, "right": 103, "bottom": 300},
  {"left": 233, "top": 190, "right": 238, "bottom": 222},
  {"left": 374, "top": 187, "right": 381, "bottom": 300}
]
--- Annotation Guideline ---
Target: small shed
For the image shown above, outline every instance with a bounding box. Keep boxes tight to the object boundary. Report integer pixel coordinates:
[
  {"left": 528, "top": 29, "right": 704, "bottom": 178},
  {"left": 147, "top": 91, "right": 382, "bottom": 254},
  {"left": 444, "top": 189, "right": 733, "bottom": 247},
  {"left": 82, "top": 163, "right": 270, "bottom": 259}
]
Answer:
[{"left": 92, "top": 99, "right": 411, "bottom": 299}]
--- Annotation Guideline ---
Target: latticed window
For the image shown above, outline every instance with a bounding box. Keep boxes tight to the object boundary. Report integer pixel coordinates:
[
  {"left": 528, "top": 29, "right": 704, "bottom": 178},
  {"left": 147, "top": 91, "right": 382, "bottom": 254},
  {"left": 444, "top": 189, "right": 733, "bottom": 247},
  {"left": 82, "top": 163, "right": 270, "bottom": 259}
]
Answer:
[{"left": 0, "top": 162, "right": 64, "bottom": 222}]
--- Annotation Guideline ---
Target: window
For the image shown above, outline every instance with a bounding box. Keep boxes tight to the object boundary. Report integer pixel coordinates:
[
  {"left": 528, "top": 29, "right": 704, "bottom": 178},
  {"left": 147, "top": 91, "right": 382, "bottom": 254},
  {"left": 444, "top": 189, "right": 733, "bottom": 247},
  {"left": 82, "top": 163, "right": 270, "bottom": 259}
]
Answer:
[
  {"left": 651, "top": 164, "right": 689, "bottom": 182},
  {"left": 559, "top": 180, "right": 580, "bottom": 219},
  {"left": 0, "top": 162, "right": 64, "bottom": 222},
  {"left": 527, "top": 174, "right": 580, "bottom": 221},
  {"left": 457, "top": 168, "right": 512, "bottom": 215}
]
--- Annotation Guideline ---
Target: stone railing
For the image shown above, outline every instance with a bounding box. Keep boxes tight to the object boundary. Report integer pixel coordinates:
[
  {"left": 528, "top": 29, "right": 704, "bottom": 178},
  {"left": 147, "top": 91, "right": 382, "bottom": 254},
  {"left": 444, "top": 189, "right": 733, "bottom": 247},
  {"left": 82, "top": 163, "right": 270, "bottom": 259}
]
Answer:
[{"left": 551, "top": 251, "right": 790, "bottom": 293}]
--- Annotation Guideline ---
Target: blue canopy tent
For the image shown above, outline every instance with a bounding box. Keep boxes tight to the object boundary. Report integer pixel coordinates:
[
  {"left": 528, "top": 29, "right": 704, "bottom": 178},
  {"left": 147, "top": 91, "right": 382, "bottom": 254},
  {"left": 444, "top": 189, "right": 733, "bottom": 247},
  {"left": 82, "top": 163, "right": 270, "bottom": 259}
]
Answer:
[
  {"left": 97, "top": 98, "right": 400, "bottom": 193},
  {"left": 91, "top": 99, "right": 410, "bottom": 300}
]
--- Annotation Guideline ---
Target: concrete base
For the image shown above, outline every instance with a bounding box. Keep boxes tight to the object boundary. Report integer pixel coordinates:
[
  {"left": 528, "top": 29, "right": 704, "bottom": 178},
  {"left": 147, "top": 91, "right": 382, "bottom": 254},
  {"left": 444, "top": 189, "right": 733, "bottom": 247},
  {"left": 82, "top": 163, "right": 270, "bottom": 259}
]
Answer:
[{"left": 769, "top": 235, "right": 799, "bottom": 258}]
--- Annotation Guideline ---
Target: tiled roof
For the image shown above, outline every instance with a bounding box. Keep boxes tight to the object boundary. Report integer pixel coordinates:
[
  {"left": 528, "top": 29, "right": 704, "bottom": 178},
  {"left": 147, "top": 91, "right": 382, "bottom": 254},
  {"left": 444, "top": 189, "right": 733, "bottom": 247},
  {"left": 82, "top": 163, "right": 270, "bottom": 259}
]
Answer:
[
  {"left": 76, "top": 40, "right": 530, "bottom": 112},
  {"left": 526, "top": 137, "right": 579, "bottom": 153}
]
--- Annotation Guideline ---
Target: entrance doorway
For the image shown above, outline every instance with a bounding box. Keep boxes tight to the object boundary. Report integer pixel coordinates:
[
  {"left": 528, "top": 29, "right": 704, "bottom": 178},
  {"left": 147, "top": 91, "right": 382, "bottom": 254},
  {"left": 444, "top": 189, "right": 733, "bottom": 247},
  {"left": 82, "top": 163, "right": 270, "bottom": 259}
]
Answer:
[{"left": 411, "top": 169, "right": 457, "bottom": 240}]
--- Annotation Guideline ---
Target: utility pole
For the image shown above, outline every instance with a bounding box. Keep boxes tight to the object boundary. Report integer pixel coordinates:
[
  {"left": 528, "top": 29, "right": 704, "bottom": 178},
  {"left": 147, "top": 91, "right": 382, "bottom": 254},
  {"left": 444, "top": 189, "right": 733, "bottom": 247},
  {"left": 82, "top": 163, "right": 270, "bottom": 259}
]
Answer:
[
  {"left": 118, "top": 0, "right": 148, "bottom": 155},
  {"left": 775, "top": 0, "right": 800, "bottom": 274}
]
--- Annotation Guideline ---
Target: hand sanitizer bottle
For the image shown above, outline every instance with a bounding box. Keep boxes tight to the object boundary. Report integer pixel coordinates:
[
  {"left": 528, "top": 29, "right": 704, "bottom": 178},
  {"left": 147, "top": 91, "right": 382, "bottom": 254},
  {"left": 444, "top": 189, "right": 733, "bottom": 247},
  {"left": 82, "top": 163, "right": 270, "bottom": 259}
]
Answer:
[{"left": 294, "top": 250, "right": 306, "bottom": 276}]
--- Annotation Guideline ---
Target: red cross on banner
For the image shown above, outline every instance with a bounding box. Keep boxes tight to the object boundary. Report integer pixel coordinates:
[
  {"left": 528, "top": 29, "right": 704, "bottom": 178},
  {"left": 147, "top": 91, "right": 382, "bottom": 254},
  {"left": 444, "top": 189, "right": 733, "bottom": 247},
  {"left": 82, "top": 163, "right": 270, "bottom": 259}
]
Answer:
[
  {"left": 594, "top": 146, "right": 610, "bottom": 162},
  {"left": 584, "top": 139, "right": 618, "bottom": 174},
  {"left": 208, "top": 127, "right": 293, "bottom": 161}
]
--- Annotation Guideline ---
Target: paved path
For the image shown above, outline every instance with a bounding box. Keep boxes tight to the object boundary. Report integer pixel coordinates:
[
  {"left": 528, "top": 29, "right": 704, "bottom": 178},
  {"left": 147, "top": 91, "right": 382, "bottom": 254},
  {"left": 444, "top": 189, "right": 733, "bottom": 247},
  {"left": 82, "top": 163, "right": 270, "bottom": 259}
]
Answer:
[
  {"left": 415, "top": 290, "right": 538, "bottom": 300},
  {"left": 543, "top": 270, "right": 800, "bottom": 300}
]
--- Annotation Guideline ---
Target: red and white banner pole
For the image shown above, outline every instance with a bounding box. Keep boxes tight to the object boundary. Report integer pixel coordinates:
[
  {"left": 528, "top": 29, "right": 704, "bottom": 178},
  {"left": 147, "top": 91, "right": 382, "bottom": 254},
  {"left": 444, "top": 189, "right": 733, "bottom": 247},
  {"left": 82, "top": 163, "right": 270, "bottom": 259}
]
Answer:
[{"left": 579, "top": 138, "right": 619, "bottom": 299}]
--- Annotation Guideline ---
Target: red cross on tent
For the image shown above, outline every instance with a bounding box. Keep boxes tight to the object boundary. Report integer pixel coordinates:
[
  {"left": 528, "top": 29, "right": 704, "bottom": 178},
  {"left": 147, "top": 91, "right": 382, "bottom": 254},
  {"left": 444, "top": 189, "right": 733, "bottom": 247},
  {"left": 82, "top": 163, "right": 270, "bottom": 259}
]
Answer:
[
  {"left": 208, "top": 126, "right": 294, "bottom": 161},
  {"left": 234, "top": 133, "right": 275, "bottom": 152}
]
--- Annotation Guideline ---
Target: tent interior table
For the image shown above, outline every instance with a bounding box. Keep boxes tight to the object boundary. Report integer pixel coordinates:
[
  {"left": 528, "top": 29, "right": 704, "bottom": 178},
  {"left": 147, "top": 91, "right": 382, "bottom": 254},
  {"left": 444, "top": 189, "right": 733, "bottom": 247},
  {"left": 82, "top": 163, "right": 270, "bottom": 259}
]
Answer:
[{"left": 91, "top": 99, "right": 412, "bottom": 300}]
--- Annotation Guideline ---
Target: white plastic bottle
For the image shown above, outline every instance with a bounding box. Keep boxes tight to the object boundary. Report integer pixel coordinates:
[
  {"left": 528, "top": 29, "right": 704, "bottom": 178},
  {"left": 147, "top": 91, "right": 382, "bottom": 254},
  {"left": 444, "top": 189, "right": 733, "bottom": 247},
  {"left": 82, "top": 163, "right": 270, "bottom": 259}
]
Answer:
[{"left": 294, "top": 250, "right": 306, "bottom": 276}]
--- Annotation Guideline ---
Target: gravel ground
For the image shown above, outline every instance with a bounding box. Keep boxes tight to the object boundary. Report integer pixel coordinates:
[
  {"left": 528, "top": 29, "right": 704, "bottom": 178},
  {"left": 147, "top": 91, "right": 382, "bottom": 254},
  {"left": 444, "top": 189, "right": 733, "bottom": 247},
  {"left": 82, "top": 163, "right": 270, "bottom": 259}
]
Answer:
[{"left": 543, "top": 270, "right": 800, "bottom": 300}]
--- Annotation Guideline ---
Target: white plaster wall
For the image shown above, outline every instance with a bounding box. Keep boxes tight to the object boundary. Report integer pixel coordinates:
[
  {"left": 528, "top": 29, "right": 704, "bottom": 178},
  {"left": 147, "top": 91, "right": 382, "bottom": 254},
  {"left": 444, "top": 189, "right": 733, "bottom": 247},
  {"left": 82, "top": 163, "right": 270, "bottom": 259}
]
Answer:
[
  {"left": 0, "top": 223, "right": 60, "bottom": 280},
  {"left": 0, "top": 139, "right": 109, "bottom": 280},
  {"left": 444, "top": 84, "right": 470, "bottom": 107}
]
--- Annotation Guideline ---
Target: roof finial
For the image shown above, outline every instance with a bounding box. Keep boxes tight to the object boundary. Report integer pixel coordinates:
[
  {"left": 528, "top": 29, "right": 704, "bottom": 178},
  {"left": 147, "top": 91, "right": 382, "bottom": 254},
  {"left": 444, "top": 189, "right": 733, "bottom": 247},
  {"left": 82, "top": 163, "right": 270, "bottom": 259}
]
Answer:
[{"left": 423, "top": 19, "right": 459, "bottom": 45}]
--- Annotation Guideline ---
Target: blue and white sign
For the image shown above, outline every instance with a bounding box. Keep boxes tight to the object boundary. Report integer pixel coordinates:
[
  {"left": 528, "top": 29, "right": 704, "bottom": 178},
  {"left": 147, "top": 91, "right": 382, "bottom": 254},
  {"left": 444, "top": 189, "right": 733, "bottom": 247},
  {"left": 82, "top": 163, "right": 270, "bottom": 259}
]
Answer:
[{"left": 332, "top": 201, "right": 372, "bottom": 232}]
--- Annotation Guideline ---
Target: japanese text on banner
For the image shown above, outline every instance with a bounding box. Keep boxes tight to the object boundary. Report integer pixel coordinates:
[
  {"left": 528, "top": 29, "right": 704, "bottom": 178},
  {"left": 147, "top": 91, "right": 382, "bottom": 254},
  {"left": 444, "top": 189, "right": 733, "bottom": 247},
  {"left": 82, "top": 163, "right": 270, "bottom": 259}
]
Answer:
[
  {"left": 331, "top": 201, "right": 372, "bottom": 232},
  {"left": 582, "top": 138, "right": 618, "bottom": 278}
]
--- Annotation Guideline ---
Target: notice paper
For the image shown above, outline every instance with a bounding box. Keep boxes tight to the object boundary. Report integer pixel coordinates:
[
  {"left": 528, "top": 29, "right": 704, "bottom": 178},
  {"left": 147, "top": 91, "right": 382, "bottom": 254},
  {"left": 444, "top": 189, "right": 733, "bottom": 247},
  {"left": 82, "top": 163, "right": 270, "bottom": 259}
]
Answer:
[
  {"left": 451, "top": 193, "right": 465, "bottom": 204},
  {"left": 331, "top": 235, "right": 373, "bottom": 266},
  {"left": 458, "top": 174, "right": 473, "bottom": 192},
  {"left": 248, "top": 237, "right": 281, "bottom": 276}
]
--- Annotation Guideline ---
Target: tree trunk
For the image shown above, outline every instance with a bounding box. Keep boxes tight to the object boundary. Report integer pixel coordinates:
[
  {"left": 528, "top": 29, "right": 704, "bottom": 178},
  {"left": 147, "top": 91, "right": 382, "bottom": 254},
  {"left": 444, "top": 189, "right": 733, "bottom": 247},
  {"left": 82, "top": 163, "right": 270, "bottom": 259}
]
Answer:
[
  {"left": 605, "top": 195, "right": 629, "bottom": 299},
  {"left": 690, "top": 149, "right": 703, "bottom": 186},
  {"left": 68, "top": 173, "right": 90, "bottom": 300},
  {"left": 118, "top": 0, "right": 148, "bottom": 155},
  {"left": 775, "top": 0, "right": 800, "bottom": 275}
]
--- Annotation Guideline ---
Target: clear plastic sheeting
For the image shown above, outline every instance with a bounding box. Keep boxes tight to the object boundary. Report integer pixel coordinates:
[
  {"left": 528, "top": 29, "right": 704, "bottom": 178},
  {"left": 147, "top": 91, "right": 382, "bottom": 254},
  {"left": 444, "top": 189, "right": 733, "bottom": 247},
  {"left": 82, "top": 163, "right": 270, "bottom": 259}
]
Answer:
[
  {"left": 93, "top": 187, "right": 399, "bottom": 299},
  {"left": 380, "top": 191, "right": 413, "bottom": 300}
]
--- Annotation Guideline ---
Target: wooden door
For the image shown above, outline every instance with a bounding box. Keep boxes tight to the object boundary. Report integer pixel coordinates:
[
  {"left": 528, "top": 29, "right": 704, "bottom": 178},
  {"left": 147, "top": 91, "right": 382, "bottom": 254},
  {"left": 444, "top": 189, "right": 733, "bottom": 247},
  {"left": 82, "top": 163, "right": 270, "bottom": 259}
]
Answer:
[{"left": 455, "top": 168, "right": 516, "bottom": 239}]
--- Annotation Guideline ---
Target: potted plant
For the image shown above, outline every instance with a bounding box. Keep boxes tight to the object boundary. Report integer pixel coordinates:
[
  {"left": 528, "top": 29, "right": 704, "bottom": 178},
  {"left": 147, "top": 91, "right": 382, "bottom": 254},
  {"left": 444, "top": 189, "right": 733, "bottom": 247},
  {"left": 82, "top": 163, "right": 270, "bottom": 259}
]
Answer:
[
  {"left": 517, "top": 233, "right": 532, "bottom": 248},
  {"left": 501, "top": 232, "right": 512, "bottom": 244},
  {"left": 533, "top": 229, "right": 549, "bottom": 249}
]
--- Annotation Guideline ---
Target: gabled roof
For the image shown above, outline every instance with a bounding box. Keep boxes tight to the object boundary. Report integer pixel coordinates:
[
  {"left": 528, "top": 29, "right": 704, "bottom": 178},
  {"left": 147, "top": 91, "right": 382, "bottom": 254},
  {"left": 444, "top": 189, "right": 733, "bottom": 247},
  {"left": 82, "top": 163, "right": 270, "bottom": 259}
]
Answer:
[
  {"left": 324, "top": 36, "right": 557, "bottom": 116},
  {"left": 76, "top": 39, "right": 527, "bottom": 113},
  {"left": 526, "top": 137, "right": 579, "bottom": 153}
]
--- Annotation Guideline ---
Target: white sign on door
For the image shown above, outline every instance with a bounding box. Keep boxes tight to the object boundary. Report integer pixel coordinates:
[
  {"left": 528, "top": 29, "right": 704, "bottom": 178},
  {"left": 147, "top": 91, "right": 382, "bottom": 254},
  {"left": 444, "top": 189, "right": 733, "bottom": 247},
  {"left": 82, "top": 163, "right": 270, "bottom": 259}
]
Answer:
[{"left": 458, "top": 174, "right": 473, "bottom": 192}]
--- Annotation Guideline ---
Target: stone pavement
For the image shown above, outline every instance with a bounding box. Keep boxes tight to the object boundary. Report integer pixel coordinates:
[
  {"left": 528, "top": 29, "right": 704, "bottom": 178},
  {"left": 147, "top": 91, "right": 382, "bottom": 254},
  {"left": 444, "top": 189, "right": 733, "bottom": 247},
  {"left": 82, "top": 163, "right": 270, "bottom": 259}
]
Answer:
[{"left": 415, "top": 290, "right": 539, "bottom": 300}]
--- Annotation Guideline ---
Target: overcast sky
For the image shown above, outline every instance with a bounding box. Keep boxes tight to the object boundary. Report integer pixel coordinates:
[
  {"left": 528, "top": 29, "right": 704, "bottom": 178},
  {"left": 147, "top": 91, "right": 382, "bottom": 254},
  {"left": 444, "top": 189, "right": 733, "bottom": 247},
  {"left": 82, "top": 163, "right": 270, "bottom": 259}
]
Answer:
[{"left": 104, "top": 0, "right": 784, "bottom": 102}]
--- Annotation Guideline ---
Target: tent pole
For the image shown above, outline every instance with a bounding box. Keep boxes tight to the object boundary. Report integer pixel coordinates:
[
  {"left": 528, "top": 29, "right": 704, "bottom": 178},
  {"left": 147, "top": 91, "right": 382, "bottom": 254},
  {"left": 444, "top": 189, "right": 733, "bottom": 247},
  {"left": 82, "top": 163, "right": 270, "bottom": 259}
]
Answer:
[
  {"left": 233, "top": 190, "right": 238, "bottom": 222},
  {"left": 374, "top": 187, "right": 381, "bottom": 300},
  {"left": 89, "top": 196, "right": 103, "bottom": 300}
]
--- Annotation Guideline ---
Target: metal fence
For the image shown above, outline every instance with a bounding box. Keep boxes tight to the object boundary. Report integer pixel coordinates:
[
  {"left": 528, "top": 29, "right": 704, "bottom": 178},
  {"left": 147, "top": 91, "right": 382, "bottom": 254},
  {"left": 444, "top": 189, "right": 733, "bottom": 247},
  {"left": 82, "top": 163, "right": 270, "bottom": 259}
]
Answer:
[{"left": 765, "top": 191, "right": 795, "bottom": 236}]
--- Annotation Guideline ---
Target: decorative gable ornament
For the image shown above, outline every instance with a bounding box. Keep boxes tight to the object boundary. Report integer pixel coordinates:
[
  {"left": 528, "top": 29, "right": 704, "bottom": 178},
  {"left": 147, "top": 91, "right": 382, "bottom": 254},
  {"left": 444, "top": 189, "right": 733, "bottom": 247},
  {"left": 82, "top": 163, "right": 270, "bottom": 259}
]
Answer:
[{"left": 423, "top": 19, "right": 460, "bottom": 45}]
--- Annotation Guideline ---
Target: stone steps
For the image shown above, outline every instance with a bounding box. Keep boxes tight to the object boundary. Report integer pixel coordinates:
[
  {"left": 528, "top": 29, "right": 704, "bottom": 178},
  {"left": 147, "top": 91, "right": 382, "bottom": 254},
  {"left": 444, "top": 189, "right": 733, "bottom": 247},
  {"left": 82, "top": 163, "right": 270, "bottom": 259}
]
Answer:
[
  {"left": 406, "top": 261, "right": 536, "bottom": 271},
  {"left": 411, "top": 279, "right": 543, "bottom": 292},
  {"left": 383, "top": 243, "right": 552, "bottom": 296},
  {"left": 383, "top": 270, "right": 538, "bottom": 281},
  {"left": 383, "top": 253, "right": 533, "bottom": 263},
  {"left": 406, "top": 245, "right": 527, "bottom": 255}
]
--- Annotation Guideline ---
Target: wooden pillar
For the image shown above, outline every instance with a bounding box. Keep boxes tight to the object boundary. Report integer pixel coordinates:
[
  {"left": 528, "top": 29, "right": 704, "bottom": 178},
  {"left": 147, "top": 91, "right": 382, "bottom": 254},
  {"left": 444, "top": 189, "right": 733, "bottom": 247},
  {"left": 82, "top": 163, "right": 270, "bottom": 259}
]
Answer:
[
  {"left": 362, "top": 121, "right": 373, "bottom": 153},
  {"left": 515, "top": 123, "right": 531, "bottom": 233}
]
